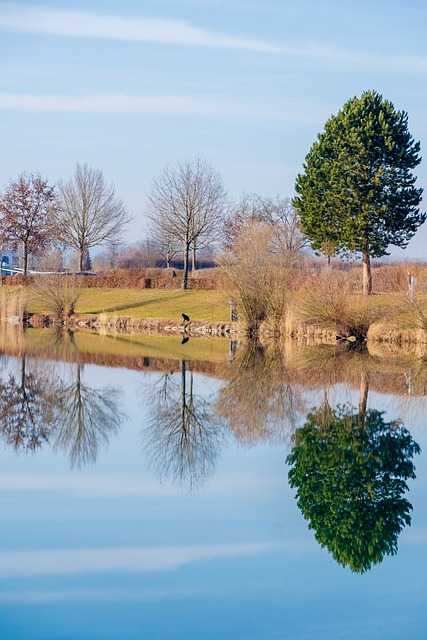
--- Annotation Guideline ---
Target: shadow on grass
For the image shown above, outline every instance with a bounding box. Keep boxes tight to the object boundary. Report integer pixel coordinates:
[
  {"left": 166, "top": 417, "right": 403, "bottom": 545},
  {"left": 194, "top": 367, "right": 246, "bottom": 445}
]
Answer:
[{"left": 87, "top": 292, "right": 190, "bottom": 315}]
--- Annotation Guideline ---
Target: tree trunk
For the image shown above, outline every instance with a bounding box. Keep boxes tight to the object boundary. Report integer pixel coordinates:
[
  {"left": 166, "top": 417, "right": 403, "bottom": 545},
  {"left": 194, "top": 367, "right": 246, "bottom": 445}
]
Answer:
[
  {"left": 192, "top": 244, "right": 197, "bottom": 272},
  {"left": 21, "top": 355, "right": 26, "bottom": 389},
  {"left": 79, "top": 249, "right": 84, "bottom": 272},
  {"left": 359, "top": 370, "right": 369, "bottom": 425},
  {"left": 182, "top": 242, "right": 190, "bottom": 289},
  {"left": 181, "top": 360, "right": 187, "bottom": 429},
  {"left": 362, "top": 250, "right": 372, "bottom": 296},
  {"left": 23, "top": 243, "right": 28, "bottom": 277}
]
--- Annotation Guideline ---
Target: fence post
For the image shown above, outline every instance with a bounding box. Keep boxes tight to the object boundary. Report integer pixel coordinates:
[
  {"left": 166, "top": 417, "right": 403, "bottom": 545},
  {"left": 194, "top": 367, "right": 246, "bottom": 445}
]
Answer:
[{"left": 407, "top": 272, "right": 417, "bottom": 303}]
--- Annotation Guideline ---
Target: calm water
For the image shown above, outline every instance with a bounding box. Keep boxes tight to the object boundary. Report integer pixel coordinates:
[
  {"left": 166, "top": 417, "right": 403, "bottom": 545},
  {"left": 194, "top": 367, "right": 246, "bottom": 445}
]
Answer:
[{"left": 0, "top": 331, "right": 425, "bottom": 639}]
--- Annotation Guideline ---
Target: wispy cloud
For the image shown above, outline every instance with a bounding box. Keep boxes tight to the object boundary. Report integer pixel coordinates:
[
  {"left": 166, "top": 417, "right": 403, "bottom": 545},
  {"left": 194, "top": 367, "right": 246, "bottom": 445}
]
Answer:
[
  {"left": 0, "top": 472, "right": 283, "bottom": 496},
  {"left": 0, "top": 542, "right": 291, "bottom": 577},
  {"left": 0, "top": 92, "right": 323, "bottom": 124},
  {"left": 0, "top": 5, "right": 285, "bottom": 53},
  {"left": 1, "top": 5, "right": 427, "bottom": 73}
]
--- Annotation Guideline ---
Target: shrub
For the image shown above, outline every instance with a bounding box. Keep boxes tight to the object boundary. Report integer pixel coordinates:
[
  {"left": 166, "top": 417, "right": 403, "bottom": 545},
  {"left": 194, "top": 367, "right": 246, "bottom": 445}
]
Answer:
[
  {"left": 30, "top": 276, "right": 81, "bottom": 318},
  {"left": 295, "top": 273, "right": 391, "bottom": 340},
  {"left": 220, "top": 222, "right": 293, "bottom": 332}
]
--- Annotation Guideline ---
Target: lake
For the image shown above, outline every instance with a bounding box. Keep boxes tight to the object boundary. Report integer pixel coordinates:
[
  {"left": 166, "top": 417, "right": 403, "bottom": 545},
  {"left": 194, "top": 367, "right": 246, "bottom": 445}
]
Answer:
[{"left": 0, "top": 328, "right": 425, "bottom": 639}]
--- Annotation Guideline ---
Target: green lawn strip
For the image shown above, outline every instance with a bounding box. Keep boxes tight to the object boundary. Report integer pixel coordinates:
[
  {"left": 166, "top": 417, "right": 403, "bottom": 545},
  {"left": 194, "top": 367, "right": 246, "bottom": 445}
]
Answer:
[{"left": 26, "top": 288, "right": 229, "bottom": 323}]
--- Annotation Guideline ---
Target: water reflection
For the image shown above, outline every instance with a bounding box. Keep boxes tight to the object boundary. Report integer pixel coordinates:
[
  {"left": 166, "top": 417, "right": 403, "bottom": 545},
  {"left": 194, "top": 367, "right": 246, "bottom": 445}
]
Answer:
[
  {"left": 145, "top": 360, "right": 224, "bottom": 488},
  {"left": 0, "top": 355, "right": 59, "bottom": 451},
  {"left": 0, "top": 351, "right": 123, "bottom": 466},
  {"left": 54, "top": 363, "right": 123, "bottom": 467},
  {"left": 287, "top": 398, "right": 420, "bottom": 573},
  {"left": 0, "top": 327, "right": 424, "bottom": 573},
  {"left": 215, "top": 341, "right": 300, "bottom": 444}
]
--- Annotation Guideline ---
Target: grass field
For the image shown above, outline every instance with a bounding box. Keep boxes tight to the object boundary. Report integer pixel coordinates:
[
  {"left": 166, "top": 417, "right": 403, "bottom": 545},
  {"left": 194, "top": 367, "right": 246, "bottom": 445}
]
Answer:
[{"left": 27, "top": 288, "right": 230, "bottom": 323}]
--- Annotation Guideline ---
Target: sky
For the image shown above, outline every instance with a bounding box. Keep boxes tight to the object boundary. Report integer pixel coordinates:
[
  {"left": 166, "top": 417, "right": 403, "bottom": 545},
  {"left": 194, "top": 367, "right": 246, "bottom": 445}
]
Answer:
[{"left": 1, "top": 0, "right": 427, "bottom": 258}]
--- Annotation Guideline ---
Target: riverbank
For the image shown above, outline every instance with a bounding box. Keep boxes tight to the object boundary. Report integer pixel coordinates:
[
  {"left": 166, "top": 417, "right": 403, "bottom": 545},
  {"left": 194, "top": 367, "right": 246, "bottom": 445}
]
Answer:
[{"left": 4, "top": 285, "right": 427, "bottom": 344}]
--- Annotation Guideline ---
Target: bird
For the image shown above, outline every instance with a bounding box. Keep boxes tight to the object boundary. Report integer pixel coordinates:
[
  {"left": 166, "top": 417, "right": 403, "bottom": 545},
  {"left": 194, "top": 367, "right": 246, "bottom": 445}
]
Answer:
[
  {"left": 181, "top": 336, "right": 190, "bottom": 344},
  {"left": 182, "top": 313, "right": 190, "bottom": 323}
]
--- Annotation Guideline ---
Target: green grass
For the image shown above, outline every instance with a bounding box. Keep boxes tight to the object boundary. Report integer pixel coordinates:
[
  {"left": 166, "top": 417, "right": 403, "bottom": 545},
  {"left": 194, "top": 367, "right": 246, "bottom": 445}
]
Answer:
[{"left": 26, "top": 288, "right": 229, "bottom": 322}]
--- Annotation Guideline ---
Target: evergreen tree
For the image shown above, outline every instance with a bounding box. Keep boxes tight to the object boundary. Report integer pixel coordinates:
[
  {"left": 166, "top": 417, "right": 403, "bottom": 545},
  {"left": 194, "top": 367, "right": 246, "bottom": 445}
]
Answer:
[{"left": 293, "top": 90, "right": 425, "bottom": 294}]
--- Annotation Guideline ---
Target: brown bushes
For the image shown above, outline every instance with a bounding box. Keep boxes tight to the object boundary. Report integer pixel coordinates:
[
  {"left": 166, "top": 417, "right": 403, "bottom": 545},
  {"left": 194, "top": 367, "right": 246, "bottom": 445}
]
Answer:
[
  {"left": 1, "top": 268, "right": 222, "bottom": 290},
  {"left": 294, "top": 273, "right": 395, "bottom": 340},
  {"left": 30, "top": 276, "right": 81, "bottom": 319},
  {"left": 220, "top": 222, "right": 294, "bottom": 332}
]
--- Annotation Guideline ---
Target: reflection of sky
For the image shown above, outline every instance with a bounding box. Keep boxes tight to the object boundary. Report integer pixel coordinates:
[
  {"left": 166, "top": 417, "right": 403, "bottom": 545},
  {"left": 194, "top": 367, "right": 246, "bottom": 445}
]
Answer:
[{"left": 0, "top": 357, "right": 425, "bottom": 639}]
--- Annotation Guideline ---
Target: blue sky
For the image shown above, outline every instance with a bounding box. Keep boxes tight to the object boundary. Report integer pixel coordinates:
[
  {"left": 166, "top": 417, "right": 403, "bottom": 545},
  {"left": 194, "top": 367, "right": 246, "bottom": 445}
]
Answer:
[{"left": 1, "top": 0, "right": 427, "bottom": 257}]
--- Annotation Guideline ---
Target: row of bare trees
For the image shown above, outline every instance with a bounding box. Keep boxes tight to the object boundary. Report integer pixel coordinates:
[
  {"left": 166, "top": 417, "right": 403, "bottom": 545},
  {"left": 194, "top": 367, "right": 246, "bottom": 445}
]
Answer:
[
  {"left": 147, "top": 160, "right": 306, "bottom": 289},
  {"left": 0, "top": 158, "right": 306, "bottom": 287},
  {"left": 0, "top": 164, "right": 129, "bottom": 275}
]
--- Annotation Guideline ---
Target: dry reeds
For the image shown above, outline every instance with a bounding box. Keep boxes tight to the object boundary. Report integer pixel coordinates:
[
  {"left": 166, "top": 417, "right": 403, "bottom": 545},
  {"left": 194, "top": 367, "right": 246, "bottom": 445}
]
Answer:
[
  {"left": 294, "top": 273, "right": 392, "bottom": 340},
  {"left": 30, "top": 275, "right": 81, "bottom": 319},
  {"left": 0, "top": 286, "right": 26, "bottom": 323},
  {"left": 220, "top": 221, "right": 294, "bottom": 333}
]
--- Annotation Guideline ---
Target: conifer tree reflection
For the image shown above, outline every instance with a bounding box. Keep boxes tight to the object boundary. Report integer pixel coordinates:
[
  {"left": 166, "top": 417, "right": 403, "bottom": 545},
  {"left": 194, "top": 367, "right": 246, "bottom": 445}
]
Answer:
[
  {"left": 54, "top": 363, "right": 123, "bottom": 467},
  {"left": 287, "top": 392, "right": 420, "bottom": 573},
  {"left": 0, "top": 356, "right": 59, "bottom": 451},
  {"left": 146, "top": 361, "right": 223, "bottom": 488}
]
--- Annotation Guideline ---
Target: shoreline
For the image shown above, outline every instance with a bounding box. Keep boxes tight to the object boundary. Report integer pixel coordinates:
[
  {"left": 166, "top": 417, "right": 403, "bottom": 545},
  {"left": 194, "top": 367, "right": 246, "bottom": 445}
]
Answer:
[
  {"left": 28, "top": 312, "right": 243, "bottom": 337},
  {"left": 24, "top": 311, "right": 427, "bottom": 346}
]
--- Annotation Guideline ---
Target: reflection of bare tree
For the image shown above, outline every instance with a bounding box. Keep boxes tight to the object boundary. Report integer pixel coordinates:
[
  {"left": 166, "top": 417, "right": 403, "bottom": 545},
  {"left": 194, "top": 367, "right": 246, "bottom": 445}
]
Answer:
[
  {"left": 145, "top": 361, "right": 224, "bottom": 488},
  {"left": 215, "top": 342, "right": 301, "bottom": 444},
  {"left": 0, "top": 356, "right": 59, "bottom": 451},
  {"left": 54, "top": 363, "right": 123, "bottom": 467}
]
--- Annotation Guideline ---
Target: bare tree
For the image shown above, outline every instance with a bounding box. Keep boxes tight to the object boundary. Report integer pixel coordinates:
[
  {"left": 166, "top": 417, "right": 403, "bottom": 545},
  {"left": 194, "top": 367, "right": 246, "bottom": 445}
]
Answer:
[
  {"left": 54, "top": 363, "right": 123, "bottom": 467},
  {"left": 224, "top": 194, "right": 306, "bottom": 257},
  {"left": 145, "top": 362, "right": 224, "bottom": 488},
  {"left": 149, "top": 226, "right": 181, "bottom": 269},
  {"left": 55, "top": 164, "right": 130, "bottom": 272},
  {"left": 34, "top": 246, "right": 65, "bottom": 273},
  {"left": 0, "top": 174, "right": 56, "bottom": 275},
  {"left": 223, "top": 193, "right": 265, "bottom": 249},
  {"left": 258, "top": 196, "right": 307, "bottom": 255},
  {"left": 149, "top": 158, "right": 226, "bottom": 289}
]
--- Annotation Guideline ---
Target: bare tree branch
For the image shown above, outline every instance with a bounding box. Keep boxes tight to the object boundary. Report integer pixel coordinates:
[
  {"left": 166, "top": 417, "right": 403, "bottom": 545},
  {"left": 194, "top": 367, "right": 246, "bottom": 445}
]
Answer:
[
  {"left": 54, "top": 163, "right": 130, "bottom": 271},
  {"left": 148, "top": 158, "right": 226, "bottom": 288}
]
